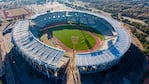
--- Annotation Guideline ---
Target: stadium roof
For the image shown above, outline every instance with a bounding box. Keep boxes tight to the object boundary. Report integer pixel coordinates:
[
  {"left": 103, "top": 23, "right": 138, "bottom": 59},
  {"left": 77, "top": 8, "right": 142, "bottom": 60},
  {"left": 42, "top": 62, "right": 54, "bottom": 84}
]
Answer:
[
  {"left": 12, "top": 20, "right": 66, "bottom": 70},
  {"left": 13, "top": 10, "right": 131, "bottom": 72},
  {"left": 30, "top": 10, "right": 131, "bottom": 68},
  {"left": 74, "top": 11, "right": 131, "bottom": 67}
]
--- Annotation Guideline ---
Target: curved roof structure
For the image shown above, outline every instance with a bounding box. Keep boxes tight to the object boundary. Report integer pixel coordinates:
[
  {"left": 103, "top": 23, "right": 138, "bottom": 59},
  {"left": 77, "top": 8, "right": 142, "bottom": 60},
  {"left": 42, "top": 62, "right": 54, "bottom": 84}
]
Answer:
[
  {"left": 13, "top": 10, "right": 131, "bottom": 73},
  {"left": 75, "top": 11, "right": 131, "bottom": 67},
  {"left": 12, "top": 20, "right": 65, "bottom": 70}
]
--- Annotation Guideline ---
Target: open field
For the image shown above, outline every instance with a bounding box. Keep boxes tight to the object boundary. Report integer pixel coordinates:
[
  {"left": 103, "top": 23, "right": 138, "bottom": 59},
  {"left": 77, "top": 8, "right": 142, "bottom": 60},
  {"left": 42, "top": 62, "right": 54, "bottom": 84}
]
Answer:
[
  {"left": 39, "top": 24, "right": 103, "bottom": 50},
  {"left": 2, "top": 8, "right": 29, "bottom": 18}
]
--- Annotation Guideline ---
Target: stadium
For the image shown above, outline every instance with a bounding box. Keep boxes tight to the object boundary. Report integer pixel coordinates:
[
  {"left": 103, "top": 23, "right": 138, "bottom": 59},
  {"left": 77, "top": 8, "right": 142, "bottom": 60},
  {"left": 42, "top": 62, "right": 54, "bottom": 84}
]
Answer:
[{"left": 12, "top": 10, "right": 131, "bottom": 79}]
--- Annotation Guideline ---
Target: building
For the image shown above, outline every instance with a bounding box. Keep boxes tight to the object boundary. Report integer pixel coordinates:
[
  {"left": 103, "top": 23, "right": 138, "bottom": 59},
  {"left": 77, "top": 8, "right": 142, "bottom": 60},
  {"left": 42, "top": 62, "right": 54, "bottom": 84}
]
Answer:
[{"left": 12, "top": 10, "right": 131, "bottom": 79}]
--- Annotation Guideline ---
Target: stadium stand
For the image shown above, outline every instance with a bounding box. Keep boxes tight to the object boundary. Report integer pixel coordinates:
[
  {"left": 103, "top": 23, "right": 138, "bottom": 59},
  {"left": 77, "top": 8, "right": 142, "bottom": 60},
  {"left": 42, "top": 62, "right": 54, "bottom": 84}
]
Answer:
[
  {"left": 12, "top": 20, "right": 69, "bottom": 79},
  {"left": 31, "top": 11, "right": 130, "bottom": 74},
  {"left": 12, "top": 11, "right": 131, "bottom": 76}
]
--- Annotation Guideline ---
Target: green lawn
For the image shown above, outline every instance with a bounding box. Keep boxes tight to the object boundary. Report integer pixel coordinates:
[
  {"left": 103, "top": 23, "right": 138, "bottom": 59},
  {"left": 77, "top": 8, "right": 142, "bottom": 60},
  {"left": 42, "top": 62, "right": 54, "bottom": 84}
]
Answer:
[{"left": 39, "top": 24, "right": 103, "bottom": 50}]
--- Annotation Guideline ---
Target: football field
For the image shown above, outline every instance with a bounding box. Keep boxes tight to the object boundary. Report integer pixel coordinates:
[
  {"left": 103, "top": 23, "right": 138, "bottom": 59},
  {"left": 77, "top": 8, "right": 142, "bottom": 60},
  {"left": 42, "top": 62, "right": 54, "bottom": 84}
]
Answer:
[{"left": 40, "top": 24, "right": 103, "bottom": 50}]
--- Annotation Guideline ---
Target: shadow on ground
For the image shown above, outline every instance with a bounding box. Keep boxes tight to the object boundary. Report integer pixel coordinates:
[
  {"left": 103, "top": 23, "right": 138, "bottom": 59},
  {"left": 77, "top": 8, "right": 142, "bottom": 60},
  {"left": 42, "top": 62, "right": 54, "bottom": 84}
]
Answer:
[
  {"left": 4, "top": 47, "right": 60, "bottom": 84},
  {"left": 3, "top": 43, "right": 147, "bottom": 84},
  {"left": 80, "top": 43, "right": 147, "bottom": 84}
]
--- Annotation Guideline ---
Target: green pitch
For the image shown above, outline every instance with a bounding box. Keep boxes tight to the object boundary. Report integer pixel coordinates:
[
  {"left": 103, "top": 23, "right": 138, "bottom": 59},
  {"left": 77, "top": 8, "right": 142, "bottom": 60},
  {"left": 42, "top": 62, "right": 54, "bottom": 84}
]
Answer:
[{"left": 39, "top": 24, "right": 103, "bottom": 50}]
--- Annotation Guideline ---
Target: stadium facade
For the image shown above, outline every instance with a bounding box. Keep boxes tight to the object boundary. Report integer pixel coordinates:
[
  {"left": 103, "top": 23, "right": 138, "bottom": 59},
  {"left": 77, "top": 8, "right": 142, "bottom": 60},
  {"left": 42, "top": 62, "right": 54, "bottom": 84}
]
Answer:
[{"left": 12, "top": 10, "right": 131, "bottom": 79}]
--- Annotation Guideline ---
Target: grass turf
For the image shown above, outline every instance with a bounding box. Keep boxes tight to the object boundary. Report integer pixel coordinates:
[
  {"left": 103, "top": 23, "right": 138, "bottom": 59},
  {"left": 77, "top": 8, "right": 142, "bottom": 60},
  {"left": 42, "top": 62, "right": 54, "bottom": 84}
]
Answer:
[{"left": 39, "top": 24, "right": 103, "bottom": 50}]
